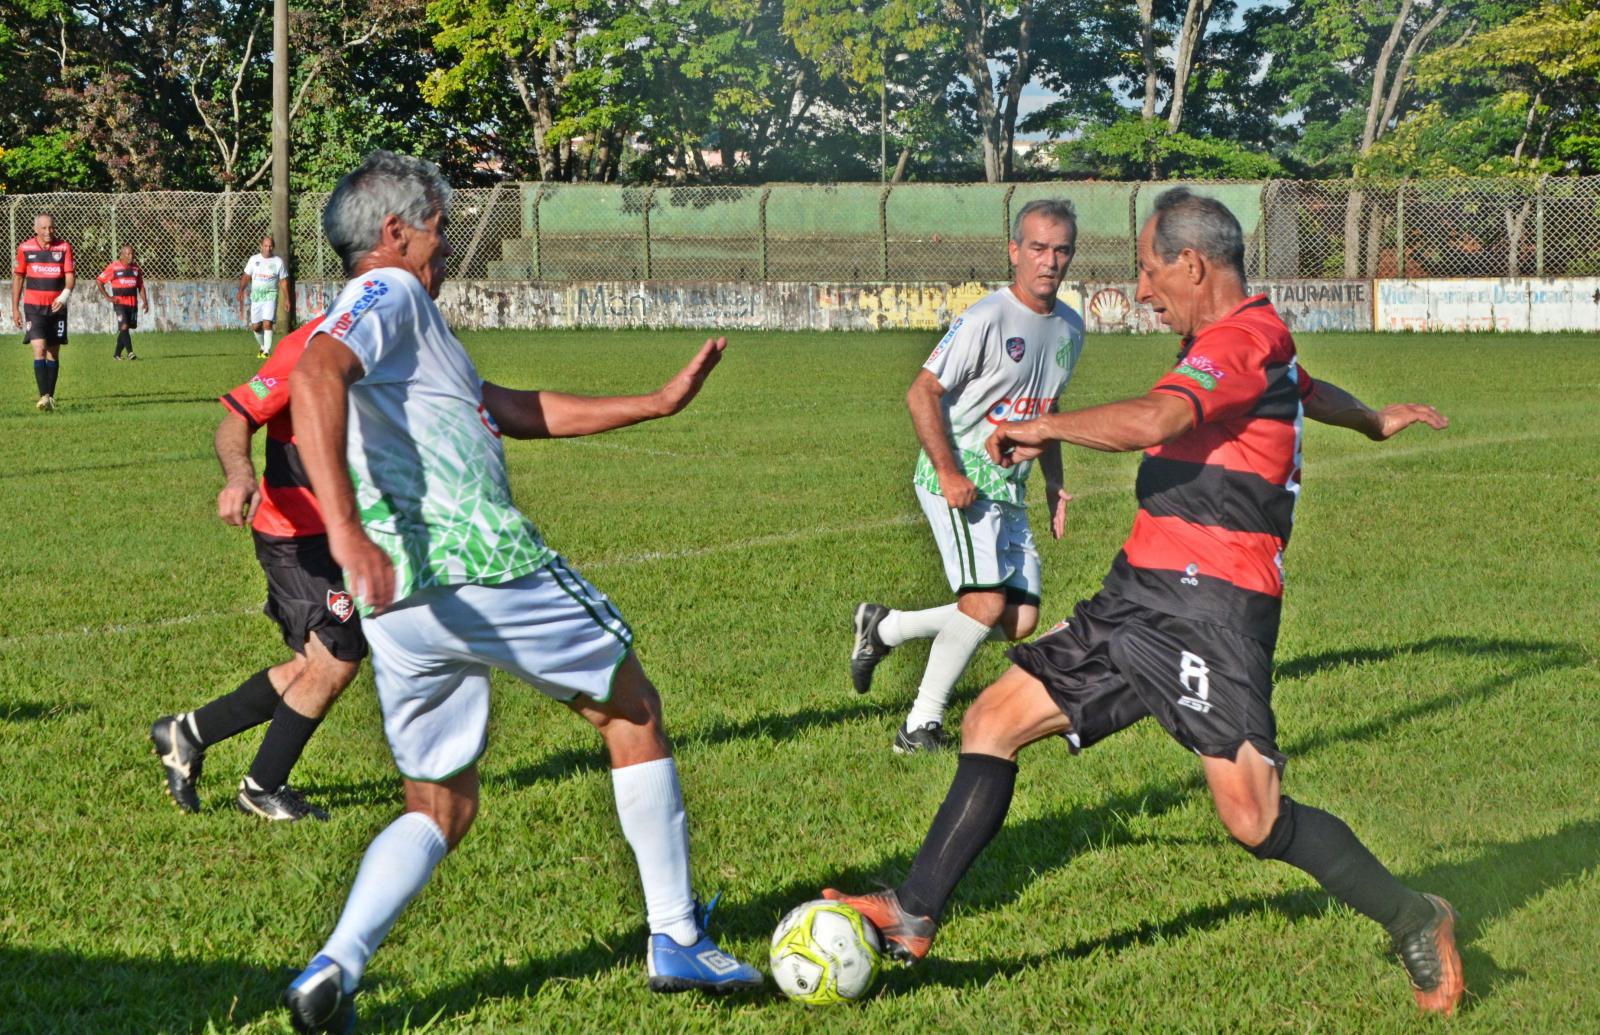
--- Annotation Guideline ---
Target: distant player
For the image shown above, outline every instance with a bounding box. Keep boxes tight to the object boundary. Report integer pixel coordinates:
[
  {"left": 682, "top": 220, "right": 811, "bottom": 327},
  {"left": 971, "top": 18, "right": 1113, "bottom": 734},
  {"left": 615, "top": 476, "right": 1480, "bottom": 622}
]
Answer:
[
  {"left": 824, "top": 189, "right": 1464, "bottom": 1017},
  {"left": 282, "top": 151, "right": 759, "bottom": 1033},
  {"left": 238, "top": 235, "right": 286, "bottom": 356},
  {"left": 11, "top": 212, "right": 74, "bottom": 410},
  {"left": 149, "top": 314, "right": 366, "bottom": 822},
  {"left": 850, "top": 199, "right": 1081, "bottom": 753},
  {"left": 97, "top": 245, "right": 149, "bottom": 360}
]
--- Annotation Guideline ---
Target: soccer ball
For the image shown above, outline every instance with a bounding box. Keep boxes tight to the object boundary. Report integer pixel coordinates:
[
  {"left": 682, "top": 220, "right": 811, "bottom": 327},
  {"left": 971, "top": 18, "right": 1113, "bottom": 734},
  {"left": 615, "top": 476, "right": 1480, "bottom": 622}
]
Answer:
[{"left": 770, "top": 899, "right": 884, "bottom": 1004}]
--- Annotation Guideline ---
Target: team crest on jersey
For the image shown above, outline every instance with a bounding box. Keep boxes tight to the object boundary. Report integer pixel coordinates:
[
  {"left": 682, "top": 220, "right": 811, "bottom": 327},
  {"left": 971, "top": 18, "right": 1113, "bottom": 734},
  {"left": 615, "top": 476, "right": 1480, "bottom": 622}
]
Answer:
[
  {"left": 1005, "top": 336, "right": 1026, "bottom": 362},
  {"left": 326, "top": 589, "right": 355, "bottom": 623},
  {"left": 477, "top": 402, "right": 503, "bottom": 438}
]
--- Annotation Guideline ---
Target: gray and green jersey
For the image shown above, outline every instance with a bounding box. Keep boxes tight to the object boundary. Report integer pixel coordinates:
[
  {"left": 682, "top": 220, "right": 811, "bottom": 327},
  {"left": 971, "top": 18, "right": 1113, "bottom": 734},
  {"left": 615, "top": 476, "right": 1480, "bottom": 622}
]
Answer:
[
  {"left": 321, "top": 267, "right": 552, "bottom": 612},
  {"left": 914, "top": 286, "right": 1085, "bottom": 506},
  {"left": 243, "top": 254, "right": 286, "bottom": 302}
]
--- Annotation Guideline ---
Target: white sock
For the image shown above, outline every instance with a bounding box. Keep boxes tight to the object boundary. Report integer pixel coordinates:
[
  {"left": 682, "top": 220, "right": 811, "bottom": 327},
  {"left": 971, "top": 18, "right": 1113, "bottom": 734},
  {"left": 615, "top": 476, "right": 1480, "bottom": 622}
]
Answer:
[
  {"left": 612, "top": 757, "right": 699, "bottom": 946},
  {"left": 905, "top": 611, "right": 994, "bottom": 730},
  {"left": 879, "top": 603, "right": 959, "bottom": 647},
  {"left": 319, "top": 811, "right": 448, "bottom": 992},
  {"left": 259, "top": 329, "right": 272, "bottom": 354}
]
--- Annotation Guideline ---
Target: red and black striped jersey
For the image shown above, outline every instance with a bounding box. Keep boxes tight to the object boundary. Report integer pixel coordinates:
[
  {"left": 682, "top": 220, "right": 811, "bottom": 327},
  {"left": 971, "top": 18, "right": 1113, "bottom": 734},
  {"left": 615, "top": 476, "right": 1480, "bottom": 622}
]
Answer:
[
  {"left": 220, "top": 316, "right": 326, "bottom": 539},
  {"left": 14, "top": 237, "right": 74, "bottom": 307},
  {"left": 1101, "top": 295, "right": 1316, "bottom": 645},
  {"left": 97, "top": 261, "right": 144, "bottom": 303}
]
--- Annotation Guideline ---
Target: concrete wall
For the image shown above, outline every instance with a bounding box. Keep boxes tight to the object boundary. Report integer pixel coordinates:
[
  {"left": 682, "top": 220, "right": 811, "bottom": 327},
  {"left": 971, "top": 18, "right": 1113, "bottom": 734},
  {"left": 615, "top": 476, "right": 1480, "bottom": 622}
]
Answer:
[{"left": 13, "top": 276, "right": 1598, "bottom": 336}]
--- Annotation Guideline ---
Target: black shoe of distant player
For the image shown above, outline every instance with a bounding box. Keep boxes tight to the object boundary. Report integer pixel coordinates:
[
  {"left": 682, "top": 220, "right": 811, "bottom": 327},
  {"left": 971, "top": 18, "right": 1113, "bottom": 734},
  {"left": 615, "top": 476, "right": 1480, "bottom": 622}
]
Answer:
[
  {"left": 237, "top": 777, "right": 330, "bottom": 822},
  {"left": 285, "top": 954, "right": 356, "bottom": 1034},
  {"left": 894, "top": 721, "right": 950, "bottom": 755},
  {"left": 150, "top": 714, "right": 205, "bottom": 813},
  {"left": 1394, "top": 893, "right": 1465, "bottom": 1016},
  {"left": 820, "top": 888, "right": 937, "bottom": 963},
  {"left": 851, "top": 603, "right": 892, "bottom": 693}
]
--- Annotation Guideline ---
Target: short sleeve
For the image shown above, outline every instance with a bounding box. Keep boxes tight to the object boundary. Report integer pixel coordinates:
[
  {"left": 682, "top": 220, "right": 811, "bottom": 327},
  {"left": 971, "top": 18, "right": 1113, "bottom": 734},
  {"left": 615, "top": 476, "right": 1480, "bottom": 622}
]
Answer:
[
  {"left": 321, "top": 273, "right": 409, "bottom": 375},
  {"left": 922, "top": 310, "right": 989, "bottom": 391},
  {"left": 1149, "top": 328, "right": 1268, "bottom": 425},
  {"left": 97, "top": 265, "right": 113, "bottom": 285},
  {"left": 13, "top": 247, "right": 23, "bottom": 276},
  {"left": 61, "top": 242, "right": 73, "bottom": 274},
  {"left": 1296, "top": 362, "right": 1315, "bottom": 400},
  {"left": 221, "top": 351, "right": 294, "bottom": 426}
]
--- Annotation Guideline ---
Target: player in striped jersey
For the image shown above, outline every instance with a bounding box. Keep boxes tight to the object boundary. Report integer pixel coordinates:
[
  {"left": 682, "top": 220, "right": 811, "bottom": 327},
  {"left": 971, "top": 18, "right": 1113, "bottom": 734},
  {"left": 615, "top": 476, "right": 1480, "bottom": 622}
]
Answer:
[
  {"left": 97, "top": 245, "right": 149, "bottom": 359},
  {"left": 11, "top": 212, "right": 74, "bottom": 410},
  {"left": 824, "top": 189, "right": 1465, "bottom": 1017}
]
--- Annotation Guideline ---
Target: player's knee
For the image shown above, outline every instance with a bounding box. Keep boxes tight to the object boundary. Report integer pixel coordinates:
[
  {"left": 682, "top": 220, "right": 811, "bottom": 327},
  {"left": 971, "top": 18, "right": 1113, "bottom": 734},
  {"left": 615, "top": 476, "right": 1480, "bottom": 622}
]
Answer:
[
  {"left": 958, "top": 591, "right": 1006, "bottom": 627},
  {"left": 960, "top": 694, "right": 1018, "bottom": 756},
  {"left": 1216, "top": 794, "right": 1282, "bottom": 852},
  {"left": 1007, "top": 611, "right": 1038, "bottom": 640}
]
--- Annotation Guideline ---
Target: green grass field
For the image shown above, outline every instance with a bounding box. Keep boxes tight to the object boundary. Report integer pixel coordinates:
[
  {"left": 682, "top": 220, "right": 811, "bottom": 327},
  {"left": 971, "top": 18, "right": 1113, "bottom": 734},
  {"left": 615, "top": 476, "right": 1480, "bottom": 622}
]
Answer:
[{"left": 2, "top": 326, "right": 1597, "bottom": 1033}]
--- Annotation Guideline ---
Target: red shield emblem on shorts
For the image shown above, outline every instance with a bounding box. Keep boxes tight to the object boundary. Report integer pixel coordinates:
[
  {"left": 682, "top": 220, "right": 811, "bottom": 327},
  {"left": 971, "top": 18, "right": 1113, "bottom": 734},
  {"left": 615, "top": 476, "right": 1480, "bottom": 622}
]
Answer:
[{"left": 326, "top": 589, "right": 355, "bottom": 623}]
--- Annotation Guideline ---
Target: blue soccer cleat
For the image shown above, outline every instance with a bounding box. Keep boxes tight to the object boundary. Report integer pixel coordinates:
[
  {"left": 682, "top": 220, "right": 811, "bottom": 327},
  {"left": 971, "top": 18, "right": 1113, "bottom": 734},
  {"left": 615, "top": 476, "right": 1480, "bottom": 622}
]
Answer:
[
  {"left": 284, "top": 954, "right": 356, "bottom": 1034},
  {"left": 646, "top": 893, "right": 764, "bottom": 994}
]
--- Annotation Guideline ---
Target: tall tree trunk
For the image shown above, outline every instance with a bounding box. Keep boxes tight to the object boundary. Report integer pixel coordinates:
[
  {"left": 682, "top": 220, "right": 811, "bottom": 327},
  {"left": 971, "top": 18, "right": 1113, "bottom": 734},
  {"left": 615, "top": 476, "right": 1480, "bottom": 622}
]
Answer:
[
  {"left": 1167, "top": 0, "right": 1216, "bottom": 133},
  {"left": 1138, "top": 0, "right": 1158, "bottom": 120},
  {"left": 997, "top": 0, "right": 1036, "bottom": 182},
  {"left": 952, "top": 0, "right": 1003, "bottom": 182},
  {"left": 891, "top": 141, "right": 912, "bottom": 182}
]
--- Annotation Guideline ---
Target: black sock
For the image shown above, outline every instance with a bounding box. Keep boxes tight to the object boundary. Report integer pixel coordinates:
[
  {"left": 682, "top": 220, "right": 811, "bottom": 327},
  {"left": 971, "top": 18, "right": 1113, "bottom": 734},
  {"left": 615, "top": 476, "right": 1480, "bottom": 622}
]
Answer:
[
  {"left": 33, "top": 359, "right": 47, "bottom": 395},
  {"left": 897, "top": 753, "right": 1018, "bottom": 920},
  {"left": 44, "top": 359, "right": 59, "bottom": 395},
  {"left": 247, "top": 699, "right": 323, "bottom": 790},
  {"left": 116, "top": 329, "right": 130, "bottom": 355},
  {"left": 1244, "top": 796, "right": 1434, "bottom": 938},
  {"left": 189, "top": 668, "right": 280, "bottom": 746}
]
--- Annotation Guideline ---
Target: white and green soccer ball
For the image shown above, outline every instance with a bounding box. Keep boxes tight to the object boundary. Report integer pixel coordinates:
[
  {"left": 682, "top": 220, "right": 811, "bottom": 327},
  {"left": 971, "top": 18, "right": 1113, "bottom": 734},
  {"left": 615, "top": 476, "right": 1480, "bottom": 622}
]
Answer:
[{"left": 770, "top": 899, "right": 884, "bottom": 1004}]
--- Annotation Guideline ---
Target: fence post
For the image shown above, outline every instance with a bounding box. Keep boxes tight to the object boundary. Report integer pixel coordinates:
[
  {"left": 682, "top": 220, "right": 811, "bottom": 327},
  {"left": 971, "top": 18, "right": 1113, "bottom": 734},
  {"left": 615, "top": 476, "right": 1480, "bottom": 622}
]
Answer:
[
  {"left": 1001, "top": 184, "right": 1017, "bottom": 279},
  {"left": 531, "top": 184, "right": 544, "bottom": 281},
  {"left": 212, "top": 196, "right": 222, "bottom": 278},
  {"left": 1395, "top": 181, "right": 1406, "bottom": 279},
  {"left": 758, "top": 186, "right": 771, "bottom": 281},
  {"left": 109, "top": 197, "right": 118, "bottom": 260},
  {"left": 1129, "top": 184, "right": 1141, "bottom": 277},
  {"left": 316, "top": 203, "right": 326, "bottom": 281},
  {"left": 879, "top": 185, "right": 892, "bottom": 281},
  {"left": 642, "top": 186, "right": 654, "bottom": 279},
  {"left": 1534, "top": 174, "right": 1547, "bottom": 277},
  {"left": 7, "top": 196, "right": 15, "bottom": 257}
]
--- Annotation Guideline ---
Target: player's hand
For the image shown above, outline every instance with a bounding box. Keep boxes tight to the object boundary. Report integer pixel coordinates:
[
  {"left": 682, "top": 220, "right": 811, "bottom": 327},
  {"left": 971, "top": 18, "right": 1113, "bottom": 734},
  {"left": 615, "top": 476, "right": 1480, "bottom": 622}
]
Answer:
[
  {"left": 986, "top": 421, "right": 1049, "bottom": 467},
  {"left": 217, "top": 479, "right": 261, "bottom": 527},
  {"left": 10, "top": 309, "right": 20, "bottom": 330},
  {"left": 937, "top": 469, "right": 978, "bottom": 509},
  {"left": 330, "top": 526, "right": 396, "bottom": 614},
  {"left": 1047, "top": 487, "right": 1072, "bottom": 540},
  {"left": 653, "top": 337, "right": 726, "bottom": 417},
  {"left": 1371, "top": 403, "right": 1448, "bottom": 440}
]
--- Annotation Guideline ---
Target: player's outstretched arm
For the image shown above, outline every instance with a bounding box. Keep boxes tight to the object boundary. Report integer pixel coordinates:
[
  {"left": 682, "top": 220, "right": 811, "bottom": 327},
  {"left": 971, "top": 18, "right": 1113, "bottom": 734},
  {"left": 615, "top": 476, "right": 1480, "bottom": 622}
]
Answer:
[
  {"left": 482, "top": 336, "right": 727, "bottom": 439},
  {"left": 988, "top": 391, "right": 1195, "bottom": 466},
  {"left": 1302, "top": 378, "right": 1448, "bottom": 441},
  {"left": 214, "top": 412, "right": 261, "bottom": 527},
  {"left": 291, "top": 334, "right": 396, "bottom": 611}
]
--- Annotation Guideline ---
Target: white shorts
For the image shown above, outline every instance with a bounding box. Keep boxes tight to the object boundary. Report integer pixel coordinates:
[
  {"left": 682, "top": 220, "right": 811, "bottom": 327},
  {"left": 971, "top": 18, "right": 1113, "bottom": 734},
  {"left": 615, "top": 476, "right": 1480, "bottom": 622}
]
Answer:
[
  {"left": 362, "top": 559, "right": 633, "bottom": 781},
  {"left": 915, "top": 484, "right": 1042, "bottom": 601},
  {"left": 249, "top": 298, "right": 278, "bottom": 325}
]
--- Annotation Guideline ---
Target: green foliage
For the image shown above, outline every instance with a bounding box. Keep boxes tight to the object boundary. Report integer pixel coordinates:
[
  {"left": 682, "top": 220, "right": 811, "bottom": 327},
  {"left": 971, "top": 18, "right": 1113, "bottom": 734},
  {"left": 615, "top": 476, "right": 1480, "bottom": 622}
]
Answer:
[
  {"left": 1056, "top": 116, "right": 1284, "bottom": 179},
  {"left": 0, "top": 130, "right": 104, "bottom": 192}
]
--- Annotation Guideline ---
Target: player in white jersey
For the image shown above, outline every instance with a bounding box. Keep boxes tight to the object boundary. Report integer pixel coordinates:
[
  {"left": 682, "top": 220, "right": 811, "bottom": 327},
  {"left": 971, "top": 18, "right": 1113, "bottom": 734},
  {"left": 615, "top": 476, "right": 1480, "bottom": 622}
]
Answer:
[
  {"left": 281, "top": 152, "right": 760, "bottom": 1034},
  {"left": 237, "top": 235, "right": 286, "bottom": 357},
  {"left": 851, "top": 200, "right": 1084, "bottom": 753}
]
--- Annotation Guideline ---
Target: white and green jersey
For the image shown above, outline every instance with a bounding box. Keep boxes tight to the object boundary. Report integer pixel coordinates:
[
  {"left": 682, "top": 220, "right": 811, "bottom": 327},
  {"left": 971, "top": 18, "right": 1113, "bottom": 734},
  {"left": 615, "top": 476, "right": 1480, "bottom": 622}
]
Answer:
[
  {"left": 243, "top": 254, "right": 286, "bottom": 302},
  {"left": 913, "top": 287, "right": 1085, "bottom": 507},
  {"left": 322, "top": 267, "right": 552, "bottom": 611}
]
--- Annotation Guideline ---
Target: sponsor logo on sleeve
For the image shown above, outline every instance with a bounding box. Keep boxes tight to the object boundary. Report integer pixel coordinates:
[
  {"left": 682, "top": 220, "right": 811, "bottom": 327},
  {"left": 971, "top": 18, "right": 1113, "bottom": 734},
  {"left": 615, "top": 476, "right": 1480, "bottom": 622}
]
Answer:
[
  {"left": 328, "top": 278, "right": 390, "bottom": 340},
  {"left": 927, "top": 316, "right": 964, "bottom": 363},
  {"left": 1005, "top": 336, "right": 1027, "bottom": 362},
  {"left": 246, "top": 375, "right": 276, "bottom": 400},
  {"left": 1173, "top": 354, "right": 1226, "bottom": 390}
]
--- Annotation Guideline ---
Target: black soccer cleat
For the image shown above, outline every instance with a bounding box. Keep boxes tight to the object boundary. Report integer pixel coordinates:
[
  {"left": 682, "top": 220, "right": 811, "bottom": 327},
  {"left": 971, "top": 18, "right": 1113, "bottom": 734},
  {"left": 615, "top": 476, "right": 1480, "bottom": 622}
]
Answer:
[
  {"left": 893, "top": 721, "right": 951, "bottom": 755},
  {"left": 285, "top": 954, "right": 355, "bottom": 1034},
  {"left": 150, "top": 714, "right": 205, "bottom": 813},
  {"left": 237, "top": 777, "right": 330, "bottom": 822},
  {"left": 1393, "top": 893, "right": 1465, "bottom": 1016},
  {"left": 851, "top": 603, "right": 893, "bottom": 693},
  {"left": 820, "top": 888, "right": 937, "bottom": 963}
]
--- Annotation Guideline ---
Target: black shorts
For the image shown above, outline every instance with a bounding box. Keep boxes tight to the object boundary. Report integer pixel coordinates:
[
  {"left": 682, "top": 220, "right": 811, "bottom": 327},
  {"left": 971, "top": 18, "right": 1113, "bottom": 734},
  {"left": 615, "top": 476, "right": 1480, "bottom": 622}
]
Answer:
[
  {"left": 253, "top": 532, "right": 368, "bottom": 662},
  {"left": 1008, "top": 590, "right": 1284, "bottom": 767},
  {"left": 113, "top": 303, "right": 138, "bottom": 329},
  {"left": 22, "top": 305, "right": 67, "bottom": 347}
]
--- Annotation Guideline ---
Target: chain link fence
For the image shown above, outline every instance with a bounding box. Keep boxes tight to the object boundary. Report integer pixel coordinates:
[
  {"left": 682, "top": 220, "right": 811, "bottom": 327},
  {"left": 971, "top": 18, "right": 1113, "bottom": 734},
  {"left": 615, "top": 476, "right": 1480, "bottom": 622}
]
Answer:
[{"left": 6, "top": 177, "right": 1599, "bottom": 283}]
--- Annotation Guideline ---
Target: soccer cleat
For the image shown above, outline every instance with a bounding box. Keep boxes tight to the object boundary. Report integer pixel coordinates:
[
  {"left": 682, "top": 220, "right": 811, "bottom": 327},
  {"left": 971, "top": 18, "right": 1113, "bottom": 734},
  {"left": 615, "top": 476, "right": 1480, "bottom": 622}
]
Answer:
[
  {"left": 821, "top": 888, "right": 936, "bottom": 963},
  {"left": 257, "top": 350, "right": 269, "bottom": 358},
  {"left": 237, "top": 777, "right": 330, "bottom": 822},
  {"left": 646, "top": 934, "right": 763, "bottom": 994},
  {"left": 127, "top": 353, "right": 139, "bottom": 361},
  {"left": 284, "top": 954, "right": 355, "bottom": 1034},
  {"left": 150, "top": 714, "right": 205, "bottom": 813},
  {"left": 850, "top": 602, "right": 892, "bottom": 693},
  {"left": 894, "top": 721, "right": 950, "bottom": 754},
  {"left": 1394, "top": 893, "right": 1465, "bottom": 1016},
  {"left": 36, "top": 394, "right": 54, "bottom": 411},
  {"left": 113, "top": 353, "right": 124, "bottom": 360}
]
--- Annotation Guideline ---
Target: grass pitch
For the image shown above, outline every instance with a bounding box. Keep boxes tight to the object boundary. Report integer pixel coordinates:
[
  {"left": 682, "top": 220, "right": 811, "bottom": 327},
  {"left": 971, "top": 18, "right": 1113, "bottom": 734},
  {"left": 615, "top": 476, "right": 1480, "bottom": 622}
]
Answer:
[{"left": 1, "top": 326, "right": 1597, "bottom": 1033}]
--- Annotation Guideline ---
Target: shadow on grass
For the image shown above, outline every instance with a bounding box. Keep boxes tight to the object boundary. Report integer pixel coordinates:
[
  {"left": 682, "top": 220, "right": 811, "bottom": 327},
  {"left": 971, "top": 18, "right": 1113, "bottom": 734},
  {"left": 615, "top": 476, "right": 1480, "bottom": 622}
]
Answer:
[
  {"left": 0, "top": 452, "right": 212, "bottom": 480},
  {"left": 0, "top": 699, "right": 89, "bottom": 722}
]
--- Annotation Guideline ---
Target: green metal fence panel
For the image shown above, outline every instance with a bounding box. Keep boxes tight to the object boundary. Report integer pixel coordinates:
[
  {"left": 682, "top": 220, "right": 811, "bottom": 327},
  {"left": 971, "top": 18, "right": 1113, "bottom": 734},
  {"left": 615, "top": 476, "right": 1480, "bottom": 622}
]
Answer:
[
  {"left": 649, "top": 186, "right": 763, "bottom": 280},
  {"left": 535, "top": 185, "right": 654, "bottom": 280},
  {"left": 884, "top": 183, "right": 1012, "bottom": 282},
  {"left": 764, "top": 184, "right": 888, "bottom": 281}
]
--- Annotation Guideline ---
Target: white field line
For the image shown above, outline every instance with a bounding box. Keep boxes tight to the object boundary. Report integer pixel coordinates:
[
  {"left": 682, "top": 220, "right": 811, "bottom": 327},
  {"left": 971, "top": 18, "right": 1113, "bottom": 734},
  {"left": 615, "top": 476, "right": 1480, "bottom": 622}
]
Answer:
[{"left": 0, "top": 431, "right": 1545, "bottom": 649}]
